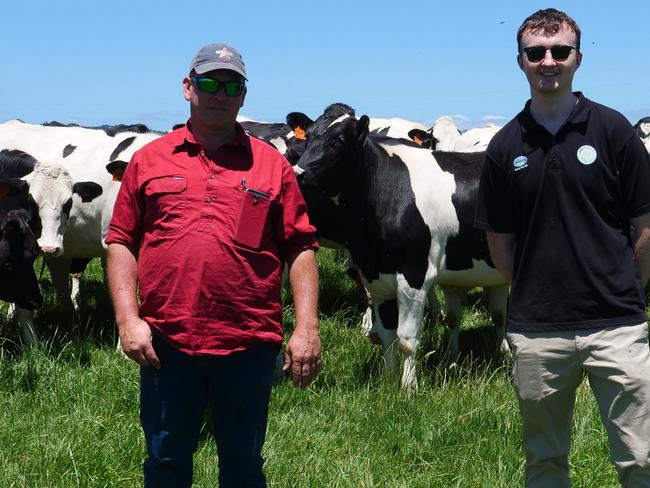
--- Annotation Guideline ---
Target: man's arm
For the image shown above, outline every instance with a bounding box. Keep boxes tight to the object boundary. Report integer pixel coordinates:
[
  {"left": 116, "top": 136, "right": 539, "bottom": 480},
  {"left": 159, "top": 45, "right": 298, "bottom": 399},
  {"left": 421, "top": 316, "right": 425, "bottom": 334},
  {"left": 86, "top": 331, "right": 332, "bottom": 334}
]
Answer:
[
  {"left": 107, "top": 243, "right": 160, "bottom": 368},
  {"left": 283, "top": 248, "right": 321, "bottom": 388},
  {"left": 630, "top": 212, "right": 650, "bottom": 286},
  {"left": 486, "top": 231, "right": 516, "bottom": 284}
]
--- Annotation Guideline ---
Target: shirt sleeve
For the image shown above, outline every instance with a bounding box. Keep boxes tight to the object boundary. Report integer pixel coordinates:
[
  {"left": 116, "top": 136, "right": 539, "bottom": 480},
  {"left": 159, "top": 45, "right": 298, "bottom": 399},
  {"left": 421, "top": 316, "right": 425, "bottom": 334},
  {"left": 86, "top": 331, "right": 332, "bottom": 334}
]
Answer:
[
  {"left": 617, "top": 131, "right": 650, "bottom": 218},
  {"left": 104, "top": 154, "right": 144, "bottom": 250},
  {"left": 274, "top": 157, "right": 318, "bottom": 261},
  {"left": 474, "top": 149, "right": 515, "bottom": 233}
]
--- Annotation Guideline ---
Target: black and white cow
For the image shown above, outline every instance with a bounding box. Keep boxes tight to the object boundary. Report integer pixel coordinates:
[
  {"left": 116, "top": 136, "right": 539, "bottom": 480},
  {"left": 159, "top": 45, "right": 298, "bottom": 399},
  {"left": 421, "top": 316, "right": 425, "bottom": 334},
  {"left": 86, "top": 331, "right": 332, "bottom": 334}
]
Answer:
[
  {"left": 292, "top": 108, "right": 508, "bottom": 391},
  {"left": 366, "top": 117, "right": 430, "bottom": 141},
  {"left": 408, "top": 116, "right": 501, "bottom": 153},
  {"left": 0, "top": 149, "right": 42, "bottom": 344},
  {"left": 635, "top": 116, "right": 650, "bottom": 154},
  {"left": 0, "top": 121, "right": 162, "bottom": 341}
]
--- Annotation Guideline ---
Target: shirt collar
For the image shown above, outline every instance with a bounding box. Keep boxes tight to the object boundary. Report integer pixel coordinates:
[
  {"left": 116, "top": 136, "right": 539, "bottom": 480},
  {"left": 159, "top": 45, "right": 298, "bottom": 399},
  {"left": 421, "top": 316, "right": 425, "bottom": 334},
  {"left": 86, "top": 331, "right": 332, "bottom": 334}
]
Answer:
[
  {"left": 518, "top": 91, "right": 591, "bottom": 135},
  {"left": 172, "top": 119, "right": 252, "bottom": 156}
]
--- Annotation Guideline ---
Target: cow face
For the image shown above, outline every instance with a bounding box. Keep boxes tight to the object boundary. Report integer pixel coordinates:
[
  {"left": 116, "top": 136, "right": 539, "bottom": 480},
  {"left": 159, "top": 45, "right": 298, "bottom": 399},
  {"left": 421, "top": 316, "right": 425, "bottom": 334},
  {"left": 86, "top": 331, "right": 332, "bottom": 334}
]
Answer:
[
  {"left": 22, "top": 164, "right": 103, "bottom": 257},
  {"left": 0, "top": 208, "right": 42, "bottom": 309},
  {"left": 295, "top": 114, "right": 369, "bottom": 196}
]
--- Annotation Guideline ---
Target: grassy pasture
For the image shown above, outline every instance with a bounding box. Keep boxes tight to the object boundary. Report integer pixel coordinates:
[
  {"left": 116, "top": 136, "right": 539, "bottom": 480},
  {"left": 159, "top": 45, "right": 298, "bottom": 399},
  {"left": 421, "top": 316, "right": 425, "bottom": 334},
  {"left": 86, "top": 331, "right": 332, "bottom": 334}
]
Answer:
[{"left": 0, "top": 249, "right": 620, "bottom": 487}]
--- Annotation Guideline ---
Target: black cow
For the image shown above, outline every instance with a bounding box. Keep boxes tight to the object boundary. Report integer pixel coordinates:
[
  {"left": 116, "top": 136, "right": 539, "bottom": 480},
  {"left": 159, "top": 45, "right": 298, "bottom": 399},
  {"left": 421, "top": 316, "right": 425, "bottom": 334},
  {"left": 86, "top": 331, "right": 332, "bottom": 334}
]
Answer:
[
  {"left": 291, "top": 108, "right": 508, "bottom": 391},
  {"left": 0, "top": 149, "right": 43, "bottom": 344}
]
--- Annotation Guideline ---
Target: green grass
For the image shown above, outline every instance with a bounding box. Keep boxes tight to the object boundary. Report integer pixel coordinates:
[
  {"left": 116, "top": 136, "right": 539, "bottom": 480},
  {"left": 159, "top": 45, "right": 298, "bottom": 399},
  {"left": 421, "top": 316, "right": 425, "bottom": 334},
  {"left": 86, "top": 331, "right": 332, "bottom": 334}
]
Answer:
[{"left": 0, "top": 250, "right": 621, "bottom": 487}]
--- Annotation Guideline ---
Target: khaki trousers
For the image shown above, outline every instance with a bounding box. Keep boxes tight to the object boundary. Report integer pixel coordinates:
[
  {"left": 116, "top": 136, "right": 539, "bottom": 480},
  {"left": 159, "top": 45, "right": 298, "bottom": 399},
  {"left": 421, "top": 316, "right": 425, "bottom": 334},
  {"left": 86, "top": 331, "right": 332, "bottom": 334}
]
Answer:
[{"left": 508, "top": 323, "right": 650, "bottom": 488}]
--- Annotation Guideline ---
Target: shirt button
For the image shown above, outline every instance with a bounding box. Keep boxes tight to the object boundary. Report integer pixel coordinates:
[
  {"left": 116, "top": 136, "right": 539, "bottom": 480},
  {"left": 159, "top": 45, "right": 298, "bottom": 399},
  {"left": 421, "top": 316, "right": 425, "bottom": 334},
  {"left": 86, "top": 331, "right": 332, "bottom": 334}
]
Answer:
[
  {"left": 209, "top": 174, "right": 216, "bottom": 179},
  {"left": 205, "top": 197, "right": 212, "bottom": 203}
]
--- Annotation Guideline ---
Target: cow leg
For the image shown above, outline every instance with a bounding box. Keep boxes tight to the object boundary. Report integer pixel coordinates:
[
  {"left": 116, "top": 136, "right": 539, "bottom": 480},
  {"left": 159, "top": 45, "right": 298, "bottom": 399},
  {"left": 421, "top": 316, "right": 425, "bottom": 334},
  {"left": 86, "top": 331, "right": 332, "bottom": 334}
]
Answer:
[
  {"left": 359, "top": 288, "right": 374, "bottom": 338},
  {"left": 343, "top": 257, "right": 375, "bottom": 337},
  {"left": 440, "top": 286, "right": 466, "bottom": 368},
  {"left": 396, "top": 278, "right": 429, "bottom": 394},
  {"left": 100, "top": 255, "right": 108, "bottom": 281},
  {"left": 70, "top": 273, "right": 82, "bottom": 311},
  {"left": 16, "top": 306, "right": 37, "bottom": 346},
  {"left": 45, "top": 257, "right": 75, "bottom": 311},
  {"left": 426, "top": 286, "right": 443, "bottom": 322},
  {"left": 486, "top": 284, "right": 511, "bottom": 359},
  {"left": 6, "top": 303, "right": 37, "bottom": 346},
  {"left": 70, "top": 257, "right": 96, "bottom": 312},
  {"left": 360, "top": 305, "right": 374, "bottom": 337},
  {"left": 6, "top": 302, "right": 16, "bottom": 321},
  {"left": 372, "top": 297, "right": 400, "bottom": 383}
]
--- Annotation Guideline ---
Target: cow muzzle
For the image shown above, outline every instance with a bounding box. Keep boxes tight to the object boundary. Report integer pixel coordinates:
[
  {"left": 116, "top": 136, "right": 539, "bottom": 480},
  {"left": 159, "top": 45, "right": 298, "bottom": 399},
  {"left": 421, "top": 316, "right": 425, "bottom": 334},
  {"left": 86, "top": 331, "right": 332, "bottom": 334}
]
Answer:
[{"left": 40, "top": 245, "right": 62, "bottom": 257}]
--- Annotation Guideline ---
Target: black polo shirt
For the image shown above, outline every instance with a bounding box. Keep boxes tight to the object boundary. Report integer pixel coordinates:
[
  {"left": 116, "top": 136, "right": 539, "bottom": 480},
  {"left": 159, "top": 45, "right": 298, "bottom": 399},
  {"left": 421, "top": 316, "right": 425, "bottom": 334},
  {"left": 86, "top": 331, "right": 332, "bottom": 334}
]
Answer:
[{"left": 475, "top": 93, "right": 650, "bottom": 332}]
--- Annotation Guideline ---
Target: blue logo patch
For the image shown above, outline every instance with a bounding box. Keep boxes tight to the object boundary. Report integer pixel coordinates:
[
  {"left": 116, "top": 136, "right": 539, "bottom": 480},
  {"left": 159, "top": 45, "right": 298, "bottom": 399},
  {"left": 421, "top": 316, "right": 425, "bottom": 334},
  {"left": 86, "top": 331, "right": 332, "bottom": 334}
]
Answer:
[{"left": 513, "top": 155, "right": 528, "bottom": 171}]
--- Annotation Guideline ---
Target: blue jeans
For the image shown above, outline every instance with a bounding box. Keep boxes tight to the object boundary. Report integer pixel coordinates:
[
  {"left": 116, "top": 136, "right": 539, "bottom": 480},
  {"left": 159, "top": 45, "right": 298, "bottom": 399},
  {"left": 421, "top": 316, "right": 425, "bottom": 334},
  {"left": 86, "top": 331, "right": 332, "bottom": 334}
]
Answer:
[{"left": 140, "top": 333, "right": 279, "bottom": 488}]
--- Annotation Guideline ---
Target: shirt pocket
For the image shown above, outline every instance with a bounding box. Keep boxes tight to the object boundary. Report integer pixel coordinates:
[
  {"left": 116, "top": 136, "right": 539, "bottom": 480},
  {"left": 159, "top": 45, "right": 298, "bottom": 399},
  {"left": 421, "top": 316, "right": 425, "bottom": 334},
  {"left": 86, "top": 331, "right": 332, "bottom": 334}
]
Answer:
[
  {"left": 233, "top": 188, "right": 271, "bottom": 249},
  {"left": 144, "top": 175, "right": 189, "bottom": 235}
]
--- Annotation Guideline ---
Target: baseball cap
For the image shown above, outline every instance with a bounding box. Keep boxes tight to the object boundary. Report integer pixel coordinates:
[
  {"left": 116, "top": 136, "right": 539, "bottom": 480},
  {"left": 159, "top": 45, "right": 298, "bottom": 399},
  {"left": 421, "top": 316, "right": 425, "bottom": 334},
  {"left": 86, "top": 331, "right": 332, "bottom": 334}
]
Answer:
[{"left": 189, "top": 43, "right": 247, "bottom": 79}]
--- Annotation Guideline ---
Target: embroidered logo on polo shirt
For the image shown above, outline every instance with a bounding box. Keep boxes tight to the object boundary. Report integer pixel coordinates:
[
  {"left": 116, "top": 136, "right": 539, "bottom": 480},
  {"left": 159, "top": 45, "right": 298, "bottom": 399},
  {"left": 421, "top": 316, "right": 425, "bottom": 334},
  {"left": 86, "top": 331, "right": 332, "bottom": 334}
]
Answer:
[
  {"left": 577, "top": 145, "right": 597, "bottom": 165},
  {"left": 513, "top": 155, "right": 528, "bottom": 171}
]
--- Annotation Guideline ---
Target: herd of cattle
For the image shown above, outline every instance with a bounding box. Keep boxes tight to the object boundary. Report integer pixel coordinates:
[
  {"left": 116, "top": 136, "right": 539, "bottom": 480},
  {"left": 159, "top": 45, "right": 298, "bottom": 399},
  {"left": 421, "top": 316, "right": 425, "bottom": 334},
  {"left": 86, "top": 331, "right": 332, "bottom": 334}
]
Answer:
[{"left": 1, "top": 107, "right": 649, "bottom": 391}]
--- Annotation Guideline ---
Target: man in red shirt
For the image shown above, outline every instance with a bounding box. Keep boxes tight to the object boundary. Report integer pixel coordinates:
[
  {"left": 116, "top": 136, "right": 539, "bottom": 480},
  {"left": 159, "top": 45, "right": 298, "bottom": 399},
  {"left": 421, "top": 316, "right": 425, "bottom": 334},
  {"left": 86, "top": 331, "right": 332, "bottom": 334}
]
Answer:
[{"left": 106, "top": 43, "right": 321, "bottom": 488}]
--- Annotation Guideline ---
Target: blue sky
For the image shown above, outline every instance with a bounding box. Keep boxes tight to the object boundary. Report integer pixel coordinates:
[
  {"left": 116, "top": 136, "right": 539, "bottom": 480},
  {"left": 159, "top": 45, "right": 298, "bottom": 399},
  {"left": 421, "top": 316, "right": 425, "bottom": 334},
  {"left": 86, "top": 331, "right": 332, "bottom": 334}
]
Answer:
[{"left": 2, "top": 1, "right": 649, "bottom": 131}]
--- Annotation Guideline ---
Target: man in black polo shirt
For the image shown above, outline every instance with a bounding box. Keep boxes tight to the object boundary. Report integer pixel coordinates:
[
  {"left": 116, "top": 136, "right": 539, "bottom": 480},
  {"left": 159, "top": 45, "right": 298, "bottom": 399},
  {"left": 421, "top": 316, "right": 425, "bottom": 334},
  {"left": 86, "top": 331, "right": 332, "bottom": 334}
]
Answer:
[{"left": 476, "top": 8, "right": 650, "bottom": 487}]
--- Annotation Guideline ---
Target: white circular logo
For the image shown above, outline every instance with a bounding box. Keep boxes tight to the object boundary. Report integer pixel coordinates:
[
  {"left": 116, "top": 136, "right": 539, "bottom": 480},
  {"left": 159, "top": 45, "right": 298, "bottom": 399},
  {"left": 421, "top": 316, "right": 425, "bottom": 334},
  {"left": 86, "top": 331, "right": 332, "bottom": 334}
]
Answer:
[
  {"left": 577, "top": 145, "right": 597, "bottom": 165},
  {"left": 513, "top": 155, "right": 528, "bottom": 170}
]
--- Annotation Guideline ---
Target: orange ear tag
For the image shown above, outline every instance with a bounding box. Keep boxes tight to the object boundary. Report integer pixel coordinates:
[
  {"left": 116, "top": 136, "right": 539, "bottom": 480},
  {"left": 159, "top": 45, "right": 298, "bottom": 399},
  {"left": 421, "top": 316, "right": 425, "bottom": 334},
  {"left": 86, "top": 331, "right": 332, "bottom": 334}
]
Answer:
[{"left": 293, "top": 126, "right": 306, "bottom": 140}]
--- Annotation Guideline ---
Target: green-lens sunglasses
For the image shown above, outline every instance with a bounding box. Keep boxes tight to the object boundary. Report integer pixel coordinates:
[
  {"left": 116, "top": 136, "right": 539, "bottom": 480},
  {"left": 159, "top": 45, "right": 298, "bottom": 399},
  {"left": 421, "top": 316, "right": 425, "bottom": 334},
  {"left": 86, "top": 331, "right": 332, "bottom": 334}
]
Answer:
[{"left": 191, "top": 77, "right": 245, "bottom": 97}]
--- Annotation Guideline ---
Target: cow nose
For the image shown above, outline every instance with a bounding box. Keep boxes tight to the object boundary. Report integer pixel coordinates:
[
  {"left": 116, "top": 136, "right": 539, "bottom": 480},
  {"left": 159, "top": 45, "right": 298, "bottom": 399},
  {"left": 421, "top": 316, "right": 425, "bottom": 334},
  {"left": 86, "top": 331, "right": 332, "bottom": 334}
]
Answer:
[{"left": 41, "top": 246, "right": 60, "bottom": 256}]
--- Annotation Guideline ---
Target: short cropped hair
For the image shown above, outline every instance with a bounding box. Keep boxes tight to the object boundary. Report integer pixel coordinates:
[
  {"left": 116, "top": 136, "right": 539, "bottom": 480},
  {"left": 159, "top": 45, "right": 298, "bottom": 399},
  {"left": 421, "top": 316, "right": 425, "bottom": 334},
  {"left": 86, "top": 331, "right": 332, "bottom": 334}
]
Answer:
[{"left": 517, "top": 8, "right": 581, "bottom": 51}]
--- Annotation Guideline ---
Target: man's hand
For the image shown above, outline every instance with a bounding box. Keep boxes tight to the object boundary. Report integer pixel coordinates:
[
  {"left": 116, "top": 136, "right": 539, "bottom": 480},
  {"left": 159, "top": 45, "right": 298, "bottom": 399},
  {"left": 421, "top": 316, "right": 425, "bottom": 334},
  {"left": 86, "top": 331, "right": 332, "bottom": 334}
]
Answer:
[
  {"left": 119, "top": 317, "right": 160, "bottom": 369},
  {"left": 283, "top": 326, "right": 321, "bottom": 388}
]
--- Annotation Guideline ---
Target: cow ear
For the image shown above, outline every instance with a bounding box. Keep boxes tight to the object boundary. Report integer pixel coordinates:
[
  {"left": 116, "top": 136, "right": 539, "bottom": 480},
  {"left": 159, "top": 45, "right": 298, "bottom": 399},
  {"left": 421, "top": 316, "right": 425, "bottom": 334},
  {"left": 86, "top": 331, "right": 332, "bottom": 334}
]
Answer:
[
  {"left": 0, "top": 179, "right": 28, "bottom": 197},
  {"left": 286, "top": 112, "right": 313, "bottom": 137},
  {"left": 106, "top": 160, "right": 129, "bottom": 182},
  {"left": 1, "top": 216, "right": 23, "bottom": 241},
  {"left": 72, "top": 182, "right": 103, "bottom": 202},
  {"left": 408, "top": 129, "right": 434, "bottom": 148},
  {"left": 356, "top": 116, "right": 370, "bottom": 146}
]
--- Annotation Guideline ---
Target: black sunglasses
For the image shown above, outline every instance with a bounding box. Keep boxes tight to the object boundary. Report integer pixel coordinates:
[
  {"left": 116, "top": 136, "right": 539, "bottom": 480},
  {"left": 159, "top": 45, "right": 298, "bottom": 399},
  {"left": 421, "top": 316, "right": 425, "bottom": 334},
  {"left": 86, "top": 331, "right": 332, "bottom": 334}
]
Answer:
[
  {"left": 191, "top": 77, "right": 245, "bottom": 97},
  {"left": 521, "top": 45, "right": 577, "bottom": 63}
]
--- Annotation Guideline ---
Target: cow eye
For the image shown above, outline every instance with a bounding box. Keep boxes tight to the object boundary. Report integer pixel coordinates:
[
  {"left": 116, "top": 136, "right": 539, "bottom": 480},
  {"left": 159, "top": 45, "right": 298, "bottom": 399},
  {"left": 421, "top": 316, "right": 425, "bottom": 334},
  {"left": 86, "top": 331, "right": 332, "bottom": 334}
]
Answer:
[
  {"left": 62, "top": 198, "right": 73, "bottom": 216},
  {"left": 329, "top": 135, "right": 344, "bottom": 148}
]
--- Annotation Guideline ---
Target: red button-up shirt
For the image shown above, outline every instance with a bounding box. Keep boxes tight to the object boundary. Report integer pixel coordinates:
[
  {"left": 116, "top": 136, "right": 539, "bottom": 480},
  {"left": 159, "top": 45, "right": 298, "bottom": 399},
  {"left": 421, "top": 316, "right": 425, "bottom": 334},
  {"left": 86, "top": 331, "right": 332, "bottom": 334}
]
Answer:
[{"left": 106, "top": 122, "right": 318, "bottom": 356}]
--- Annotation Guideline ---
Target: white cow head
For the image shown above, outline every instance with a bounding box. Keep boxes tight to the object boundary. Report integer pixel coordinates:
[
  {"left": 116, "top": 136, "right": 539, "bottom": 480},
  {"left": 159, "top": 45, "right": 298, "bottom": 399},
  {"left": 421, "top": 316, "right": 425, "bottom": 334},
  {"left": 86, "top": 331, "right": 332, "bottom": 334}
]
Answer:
[
  {"left": 431, "top": 116, "right": 461, "bottom": 151},
  {"left": 22, "top": 163, "right": 102, "bottom": 257}
]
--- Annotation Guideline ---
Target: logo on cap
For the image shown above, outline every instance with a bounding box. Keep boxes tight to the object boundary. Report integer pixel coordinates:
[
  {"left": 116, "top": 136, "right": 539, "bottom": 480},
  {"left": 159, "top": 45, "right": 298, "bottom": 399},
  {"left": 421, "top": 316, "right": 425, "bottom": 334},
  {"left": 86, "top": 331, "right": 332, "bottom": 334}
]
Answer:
[
  {"left": 513, "top": 155, "right": 528, "bottom": 171},
  {"left": 577, "top": 145, "right": 597, "bottom": 165},
  {"left": 216, "top": 47, "right": 233, "bottom": 60}
]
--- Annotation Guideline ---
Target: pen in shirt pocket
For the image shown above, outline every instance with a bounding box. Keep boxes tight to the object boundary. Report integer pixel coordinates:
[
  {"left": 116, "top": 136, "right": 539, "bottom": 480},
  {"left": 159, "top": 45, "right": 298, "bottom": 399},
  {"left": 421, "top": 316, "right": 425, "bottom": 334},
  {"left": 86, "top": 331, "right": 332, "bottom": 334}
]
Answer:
[{"left": 241, "top": 178, "right": 270, "bottom": 199}]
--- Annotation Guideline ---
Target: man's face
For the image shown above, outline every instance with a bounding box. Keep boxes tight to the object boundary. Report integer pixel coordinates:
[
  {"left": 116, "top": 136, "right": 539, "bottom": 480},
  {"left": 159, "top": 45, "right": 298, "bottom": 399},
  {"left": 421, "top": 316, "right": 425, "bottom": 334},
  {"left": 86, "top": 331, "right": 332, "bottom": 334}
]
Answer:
[
  {"left": 517, "top": 24, "right": 582, "bottom": 97},
  {"left": 183, "top": 69, "right": 246, "bottom": 132}
]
